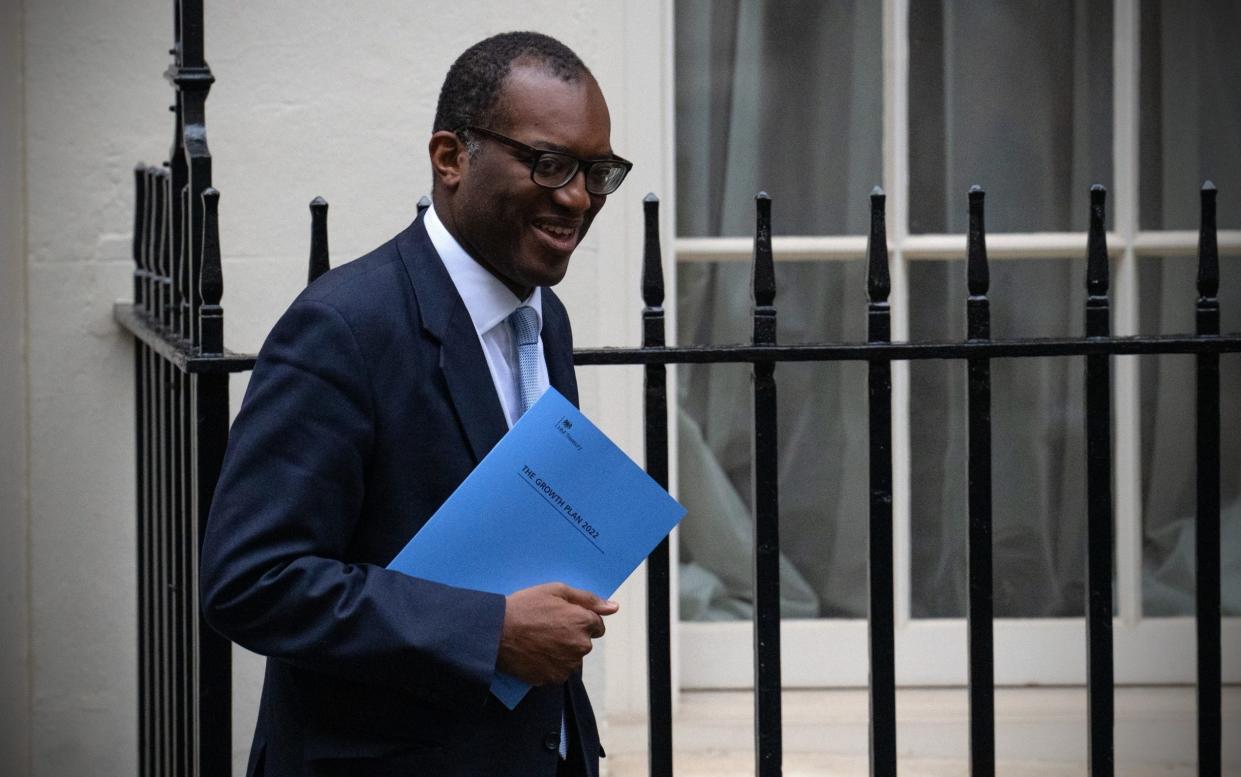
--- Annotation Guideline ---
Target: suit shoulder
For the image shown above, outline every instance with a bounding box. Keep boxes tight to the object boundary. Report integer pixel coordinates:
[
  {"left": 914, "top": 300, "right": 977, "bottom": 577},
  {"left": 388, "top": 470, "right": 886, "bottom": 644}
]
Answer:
[{"left": 299, "top": 238, "right": 399, "bottom": 301}]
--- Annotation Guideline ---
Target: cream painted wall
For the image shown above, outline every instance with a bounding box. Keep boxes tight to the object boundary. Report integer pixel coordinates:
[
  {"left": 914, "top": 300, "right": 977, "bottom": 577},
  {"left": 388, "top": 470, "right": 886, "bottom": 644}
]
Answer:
[
  {"left": 1, "top": 0, "right": 31, "bottom": 775},
  {"left": 17, "top": 1, "right": 672, "bottom": 774}
]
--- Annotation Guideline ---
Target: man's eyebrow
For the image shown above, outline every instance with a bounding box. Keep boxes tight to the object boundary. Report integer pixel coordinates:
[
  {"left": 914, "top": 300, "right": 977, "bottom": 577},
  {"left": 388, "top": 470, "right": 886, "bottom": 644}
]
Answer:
[{"left": 528, "top": 137, "right": 615, "bottom": 158}]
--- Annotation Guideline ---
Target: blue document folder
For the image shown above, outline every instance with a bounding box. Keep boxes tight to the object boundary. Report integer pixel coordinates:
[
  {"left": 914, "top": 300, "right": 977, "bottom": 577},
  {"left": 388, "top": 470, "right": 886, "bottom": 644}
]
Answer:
[{"left": 387, "top": 388, "right": 686, "bottom": 709}]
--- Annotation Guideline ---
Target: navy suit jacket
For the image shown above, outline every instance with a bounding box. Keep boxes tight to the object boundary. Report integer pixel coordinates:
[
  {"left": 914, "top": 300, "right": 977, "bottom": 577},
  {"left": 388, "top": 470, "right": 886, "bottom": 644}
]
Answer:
[{"left": 201, "top": 215, "right": 602, "bottom": 777}]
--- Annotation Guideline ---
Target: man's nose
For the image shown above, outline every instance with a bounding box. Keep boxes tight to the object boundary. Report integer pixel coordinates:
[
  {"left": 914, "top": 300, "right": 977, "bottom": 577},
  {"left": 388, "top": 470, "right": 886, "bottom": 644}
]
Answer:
[{"left": 552, "top": 168, "right": 592, "bottom": 212}]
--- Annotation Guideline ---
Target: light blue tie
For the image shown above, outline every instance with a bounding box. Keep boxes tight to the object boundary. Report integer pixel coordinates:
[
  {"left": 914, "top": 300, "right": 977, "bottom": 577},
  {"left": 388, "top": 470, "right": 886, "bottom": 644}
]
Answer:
[
  {"left": 507, "top": 305, "right": 566, "bottom": 758},
  {"left": 507, "top": 305, "right": 542, "bottom": 417}
]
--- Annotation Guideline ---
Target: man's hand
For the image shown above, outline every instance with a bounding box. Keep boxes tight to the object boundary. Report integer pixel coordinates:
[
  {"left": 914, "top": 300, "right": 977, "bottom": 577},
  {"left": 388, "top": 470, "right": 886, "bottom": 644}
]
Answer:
[{"left": 496, "top": 582, "right": 619, "bottom": 686}]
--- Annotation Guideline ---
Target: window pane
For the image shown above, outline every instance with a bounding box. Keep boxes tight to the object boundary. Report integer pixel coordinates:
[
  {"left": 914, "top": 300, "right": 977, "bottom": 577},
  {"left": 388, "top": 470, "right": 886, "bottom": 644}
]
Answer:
[
  {"left": 1139, "top": 0, "right": 1241, "bottom": 230},
  {"left": 1139, "top": 255, "right": 1241, "bottom": 616},
  {"left": 909, "top": 258, "right": 1097, "bottom": 618},
  {"left": 677, "top": 260, "right": 870, "bottom": 621},
  {"left": 674, "top": 0, "right": 882, "bottom": 237},
  {"left": 909, "top": 0, "right": 1113, "bottom": 233}
]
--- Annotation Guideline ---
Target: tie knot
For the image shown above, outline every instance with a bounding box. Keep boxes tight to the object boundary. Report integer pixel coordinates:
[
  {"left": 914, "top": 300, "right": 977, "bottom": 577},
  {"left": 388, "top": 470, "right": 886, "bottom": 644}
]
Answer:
[{"left": 507, "top": 306, "right": 540, "bottom": 347}]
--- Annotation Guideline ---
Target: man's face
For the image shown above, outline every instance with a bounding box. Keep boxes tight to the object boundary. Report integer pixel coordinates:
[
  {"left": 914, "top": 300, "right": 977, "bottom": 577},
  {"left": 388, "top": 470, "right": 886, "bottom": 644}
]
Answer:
[{"left": 445, "top": 65, "right": 614, "bottom": 299}]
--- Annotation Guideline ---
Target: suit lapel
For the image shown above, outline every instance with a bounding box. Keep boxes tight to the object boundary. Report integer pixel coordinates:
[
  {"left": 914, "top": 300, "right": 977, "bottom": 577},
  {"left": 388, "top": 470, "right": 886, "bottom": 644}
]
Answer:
[{"left": 396, "top": 217, "right": 508, "bottom": 463}]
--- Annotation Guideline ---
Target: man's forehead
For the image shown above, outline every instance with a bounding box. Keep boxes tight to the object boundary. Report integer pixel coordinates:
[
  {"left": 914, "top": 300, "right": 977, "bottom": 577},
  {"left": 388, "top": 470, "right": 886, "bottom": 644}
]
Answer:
[{"left": 491, "top": 64, "right": 612, "bottom": 152}]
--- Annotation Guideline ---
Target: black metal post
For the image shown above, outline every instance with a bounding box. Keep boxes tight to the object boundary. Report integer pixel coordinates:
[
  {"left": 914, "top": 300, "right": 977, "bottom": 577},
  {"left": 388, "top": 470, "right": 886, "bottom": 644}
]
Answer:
[
  {"left": 750, "top": 192, "right": 782, "bottom": 777},
  {"left": 1195, "top": 181, "right": 1221, "bottom": 777},
  {"left": 641, "top": 194, "right": 674, "bottom": 777},
  {"left": 866, "top": 187, "right": 896, "bottom": 777},
  {"left": 965, "top": 186, "right": 995, "bottom": 777},
  {"left": 308, "top": 197, "right": 330, "bottom": 285},
  {"left": 1084, "top": 184, "right": 1114, "bottom": 777}
]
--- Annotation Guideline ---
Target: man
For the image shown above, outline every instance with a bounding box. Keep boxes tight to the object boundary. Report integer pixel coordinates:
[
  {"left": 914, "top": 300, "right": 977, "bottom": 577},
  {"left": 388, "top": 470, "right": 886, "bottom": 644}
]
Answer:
[{"left": 200, "top": 32, "right": 632, "bottom": 777}]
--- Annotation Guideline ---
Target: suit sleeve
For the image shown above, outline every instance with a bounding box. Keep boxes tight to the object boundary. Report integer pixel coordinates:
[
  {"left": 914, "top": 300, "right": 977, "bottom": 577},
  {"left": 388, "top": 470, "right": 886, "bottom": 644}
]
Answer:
[{"left": 200, "top": 298, "right": 505, "bottom": 709}]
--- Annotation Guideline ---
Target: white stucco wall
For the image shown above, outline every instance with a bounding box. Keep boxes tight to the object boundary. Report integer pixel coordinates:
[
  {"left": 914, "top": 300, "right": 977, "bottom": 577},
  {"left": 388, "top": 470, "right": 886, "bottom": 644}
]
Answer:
[{"left": 15, "top": 1, "right": 672, "bottom": 774}]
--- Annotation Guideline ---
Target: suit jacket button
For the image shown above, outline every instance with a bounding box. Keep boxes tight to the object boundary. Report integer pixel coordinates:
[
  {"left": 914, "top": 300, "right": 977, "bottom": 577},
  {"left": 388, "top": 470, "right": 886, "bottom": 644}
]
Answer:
[{"left": 544, "top": 732, "right": 560, "bottom": 752}]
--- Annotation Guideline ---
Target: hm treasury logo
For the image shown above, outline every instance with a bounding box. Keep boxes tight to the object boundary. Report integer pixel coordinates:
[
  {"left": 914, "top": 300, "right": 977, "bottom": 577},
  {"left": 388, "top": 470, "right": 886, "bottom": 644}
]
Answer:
[{"left": 555, "top": 416, "right": 583, "bottom": 451}]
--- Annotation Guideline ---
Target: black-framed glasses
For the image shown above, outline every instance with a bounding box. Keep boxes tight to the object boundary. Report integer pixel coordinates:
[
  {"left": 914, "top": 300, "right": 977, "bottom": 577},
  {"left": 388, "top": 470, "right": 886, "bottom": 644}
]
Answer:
[{"left": 460, "top": 125, "right": 633, "bottom": 196}]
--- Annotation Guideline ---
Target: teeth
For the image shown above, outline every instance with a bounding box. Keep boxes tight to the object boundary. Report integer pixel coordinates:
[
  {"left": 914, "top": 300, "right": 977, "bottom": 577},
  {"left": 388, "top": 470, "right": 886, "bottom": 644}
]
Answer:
[{"left": 536, "top": 223, "right": 575, "bottom": 239}]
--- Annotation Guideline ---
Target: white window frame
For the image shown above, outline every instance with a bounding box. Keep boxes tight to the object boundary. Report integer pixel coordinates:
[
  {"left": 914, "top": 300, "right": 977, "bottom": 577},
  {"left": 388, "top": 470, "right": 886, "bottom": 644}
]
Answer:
[{"left": 672, "top": 0, "right": 1241, "bottom": 689}]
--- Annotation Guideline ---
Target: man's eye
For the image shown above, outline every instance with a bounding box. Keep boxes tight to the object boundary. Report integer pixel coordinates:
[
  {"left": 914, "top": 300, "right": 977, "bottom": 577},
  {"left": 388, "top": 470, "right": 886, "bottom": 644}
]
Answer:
[{"left": 534, "top": 155, "right": 572, "bottom": 177}]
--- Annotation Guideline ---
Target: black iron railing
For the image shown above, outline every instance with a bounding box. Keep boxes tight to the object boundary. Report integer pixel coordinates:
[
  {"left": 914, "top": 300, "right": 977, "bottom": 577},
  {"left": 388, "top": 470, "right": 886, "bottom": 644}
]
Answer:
[
  {"left": 114, "top": 2, "right": 243, "bottom": 775},
  {"left": 116, "top": 3, "right": 1237, "bottom": 777},
  {"left": 571, "top": 181, "right": 1239, "bottom": 777}
]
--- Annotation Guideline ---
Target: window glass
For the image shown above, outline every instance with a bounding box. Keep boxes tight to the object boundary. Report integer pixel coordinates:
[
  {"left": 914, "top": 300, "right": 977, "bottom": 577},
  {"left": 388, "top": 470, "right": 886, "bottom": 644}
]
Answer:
[
  {"left": 1139, "top": 0, "right": 1241, "bottom": 230},
  {"left": 1139, "top": 255, "right": 1241, "bottom": 616},
  {"left": 909, "top": 258, "right": 1099, "bottom": 618},
  {"left": 675, "top": 0, "right": 883, "bottom": 237},
  {"left": 909, "top": 0, "right": 1113, "bottom": 233},
  {"left": 677, "top": 260, "right": 870, "bottom": 620}
]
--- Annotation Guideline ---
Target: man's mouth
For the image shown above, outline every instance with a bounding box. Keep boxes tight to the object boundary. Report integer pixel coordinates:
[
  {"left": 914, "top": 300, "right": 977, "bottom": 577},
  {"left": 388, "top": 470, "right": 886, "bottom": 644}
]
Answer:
[{"left": 532, "top": 219, "right": 581, "bottom": 251}]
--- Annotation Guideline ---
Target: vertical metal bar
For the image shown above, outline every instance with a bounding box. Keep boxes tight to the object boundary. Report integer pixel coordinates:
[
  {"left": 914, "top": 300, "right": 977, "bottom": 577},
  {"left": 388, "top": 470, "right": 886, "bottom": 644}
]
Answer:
[
  {"left": 1195, "top": 181, "right": 1221, "bottom": 777},
  {"left": 866, "top": 188, "right": 896, "bottom": 777},
  {"left": 178, "top": 0, "right": 204, "bottom": 68},
  {"left": 132, "top": 165, "right": 150, "bottom": 777},
  {"left": 1084, "top": 184, "right": 1114, "bottom": 777},
  {"left": 138, "top": 164, "right": 159, "bottom": 777},
  {"left": 640, "top": 194, "right": 673, "bottom": 777},
  {"left": 161, "top": 170, "right": 176, "bottom": 771},
  {"left": 155, "top": 351, "right": 167, "bottom": 776},
  {"left": 308, "top": 197, "right": 330, "bottom": 285},
  {"left": 965, "top": 187, "right": 994, "bottom": 777},
  {"left": 169, "top": 0, "right": 213, "bottom": 349},
  {"left": 196, "top": 186, "right": 232, "bottom": 776},
  {"left": 194, "top": 370, "right": 233, "bottom": 777},
  {"left": 174, "top": 364, "right": 189, "bottom": 777},
  {"left": 163, "top": 356, "right": 176, "bottom": 777},
  {"left": 176, "top": 188, "right": 196, "bottom": 775},
  {"left": 141, "top": 200, "right": 158, "bottom": 777},
  {"left": 750, "top": 192, "right": 782, "bottom": 777},
  {"left": 152, "top": 167, "right": 171, "bottom": 777}
]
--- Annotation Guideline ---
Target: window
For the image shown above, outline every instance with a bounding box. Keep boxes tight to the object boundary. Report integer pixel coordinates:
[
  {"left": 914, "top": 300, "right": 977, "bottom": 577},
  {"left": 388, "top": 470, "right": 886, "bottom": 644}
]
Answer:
[{"left": 673, "top": 0, "right": 1240, "bottom": 687}]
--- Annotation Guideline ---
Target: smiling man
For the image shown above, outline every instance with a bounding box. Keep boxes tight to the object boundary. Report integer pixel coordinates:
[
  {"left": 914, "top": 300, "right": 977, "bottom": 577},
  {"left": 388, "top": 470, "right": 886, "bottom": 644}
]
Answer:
[{"left": 200, "top": 33, "right": 630, "bottom": 777}]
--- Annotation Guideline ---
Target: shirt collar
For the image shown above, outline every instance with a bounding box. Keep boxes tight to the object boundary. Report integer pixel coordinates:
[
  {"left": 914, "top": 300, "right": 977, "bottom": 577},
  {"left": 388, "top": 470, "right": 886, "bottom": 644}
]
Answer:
[{"left": 425, "top": 202, "right": 543, "bottom": 336}]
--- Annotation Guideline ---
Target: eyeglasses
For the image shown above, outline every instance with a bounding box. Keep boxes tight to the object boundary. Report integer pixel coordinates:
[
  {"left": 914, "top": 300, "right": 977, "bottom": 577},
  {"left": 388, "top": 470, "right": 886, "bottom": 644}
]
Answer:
[{"left": 460, "top": 125, "right": 633, "bottom": 196}]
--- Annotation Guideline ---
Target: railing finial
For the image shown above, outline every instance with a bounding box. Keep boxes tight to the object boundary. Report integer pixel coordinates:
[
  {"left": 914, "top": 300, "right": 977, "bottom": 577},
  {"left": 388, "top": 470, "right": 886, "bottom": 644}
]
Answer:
[
  {"left": 641, "top": 193, "right": 664, "bottom": 310},
  {"left": 308, "top": 197, "right": 330, "bottom": 285},
  {"left": 1086, "top": 184, "right": 1109, "bottom": 309},
  {"left": 867, "top": 186, "right": 890, "bottom": 304},
  {"left": 1198, "top": 181, "right": 1219, "bottom": 302},
  {"left": 199, "top": 187, "right": 224, "bottom": 354},
  {"left": 967, "top": 186, "right": 989, "bottom": 299},
  {"left": 752, "top": 192, "right": 776, "bottom": 346}
]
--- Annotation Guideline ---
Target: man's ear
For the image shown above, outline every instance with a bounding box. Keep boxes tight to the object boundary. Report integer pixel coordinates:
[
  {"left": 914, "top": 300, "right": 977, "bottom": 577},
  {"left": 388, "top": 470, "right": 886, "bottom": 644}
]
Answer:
[{"left": 429, "top": 130, "right": 467, "bottom": 191}]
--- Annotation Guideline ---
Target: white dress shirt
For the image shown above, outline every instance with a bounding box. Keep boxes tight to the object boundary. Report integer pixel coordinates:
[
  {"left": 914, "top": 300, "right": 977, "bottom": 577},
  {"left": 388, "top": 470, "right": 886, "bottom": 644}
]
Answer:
[
  {"left": 425, "top": 203, "right": 568, "bottom": 759},
  {"left": 425, "top": 203, "right": 550, "bottom": 429}
]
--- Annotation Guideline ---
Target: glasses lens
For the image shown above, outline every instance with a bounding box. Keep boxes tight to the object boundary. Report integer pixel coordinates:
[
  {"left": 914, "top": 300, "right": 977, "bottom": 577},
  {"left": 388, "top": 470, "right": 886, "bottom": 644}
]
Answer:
[
  {"left": 531, "top": 153, "right": 577, "bottom": 188},
  {"left": 585, "top": 162, "right": 629, "bottom": 195}
]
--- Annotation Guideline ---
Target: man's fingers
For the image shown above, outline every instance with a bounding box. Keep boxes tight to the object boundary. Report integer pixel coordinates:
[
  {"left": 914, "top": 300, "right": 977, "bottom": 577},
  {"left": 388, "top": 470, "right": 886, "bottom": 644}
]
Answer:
[
  {"left": 587, "top": 613, "right": 606, "bottom": 639},
  {"left": 558, "top": 585, "right": 619, "bottom": 614}
]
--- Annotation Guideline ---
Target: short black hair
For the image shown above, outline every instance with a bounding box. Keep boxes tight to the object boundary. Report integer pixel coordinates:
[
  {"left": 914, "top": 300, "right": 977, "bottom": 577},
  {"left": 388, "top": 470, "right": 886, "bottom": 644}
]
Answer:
[{"left": 432, "top": 31, "right": 591, "bottom": 145}]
